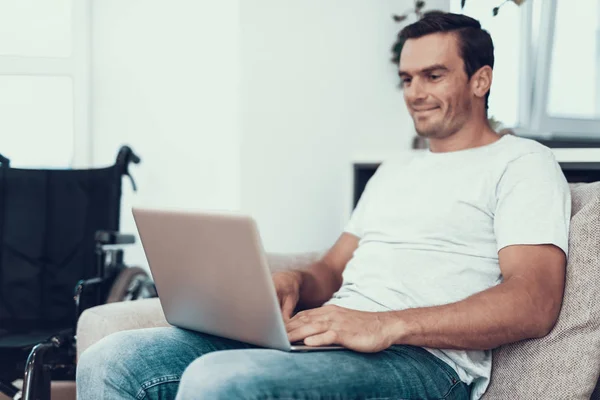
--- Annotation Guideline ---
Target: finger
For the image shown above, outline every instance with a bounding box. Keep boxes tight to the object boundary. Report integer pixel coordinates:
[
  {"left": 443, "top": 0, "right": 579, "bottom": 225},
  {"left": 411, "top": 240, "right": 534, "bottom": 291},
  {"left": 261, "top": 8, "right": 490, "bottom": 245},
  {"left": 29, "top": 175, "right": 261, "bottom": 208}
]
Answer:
[
  {"left": 287, "top": 321, "right": 330, "bottom": 344},
  {"left": 286, "top": 313, "right": 324, "bottom": 332},
  {"left": 286, "top": 308, "right": 335, "bottom": 332},
  {"left": 304, "top": 330, "right": 340, "bottom": 347},
  {"left": 281, "top": 297, "right": 296, "bottom": 321},
  {"left": 287, "top": 306, "right": 332, "bottom": 325},
  {"left": 286, "top": 310, "right": 308, "bottom": 331}
]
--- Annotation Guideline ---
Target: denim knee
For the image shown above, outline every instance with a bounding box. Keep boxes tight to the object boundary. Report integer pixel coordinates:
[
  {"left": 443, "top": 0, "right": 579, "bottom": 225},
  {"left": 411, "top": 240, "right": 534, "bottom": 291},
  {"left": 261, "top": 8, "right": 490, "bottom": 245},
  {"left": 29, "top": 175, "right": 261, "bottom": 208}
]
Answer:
[
  {"left": 176, "top": 351, "right": 266, "bottom": 400},
  {"left": 76, "top": 330, "right": 142, "bottom": 399}
]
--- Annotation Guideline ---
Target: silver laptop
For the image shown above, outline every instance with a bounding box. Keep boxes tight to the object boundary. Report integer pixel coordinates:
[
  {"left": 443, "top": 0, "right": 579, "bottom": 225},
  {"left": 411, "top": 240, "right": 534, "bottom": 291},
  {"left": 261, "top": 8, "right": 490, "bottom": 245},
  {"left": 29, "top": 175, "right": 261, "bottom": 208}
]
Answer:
[{"left": 132, "top": 207, "right": 343, "bottom": 352}]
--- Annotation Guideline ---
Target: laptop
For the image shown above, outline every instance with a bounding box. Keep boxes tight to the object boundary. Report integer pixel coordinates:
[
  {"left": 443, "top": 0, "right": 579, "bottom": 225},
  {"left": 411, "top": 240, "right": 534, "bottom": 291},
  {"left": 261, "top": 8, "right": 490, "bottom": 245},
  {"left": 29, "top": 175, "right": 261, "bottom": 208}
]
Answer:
[{"left": 132, "top": 207, "right": 344, "bottom": 352}]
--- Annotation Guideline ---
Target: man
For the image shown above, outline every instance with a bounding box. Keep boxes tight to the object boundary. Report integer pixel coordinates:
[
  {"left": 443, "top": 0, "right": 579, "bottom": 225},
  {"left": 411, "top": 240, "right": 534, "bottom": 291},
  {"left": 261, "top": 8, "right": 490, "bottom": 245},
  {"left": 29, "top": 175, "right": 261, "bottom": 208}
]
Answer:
[{"left": 77, "top": 12, "right": 570, "bottom": 400}]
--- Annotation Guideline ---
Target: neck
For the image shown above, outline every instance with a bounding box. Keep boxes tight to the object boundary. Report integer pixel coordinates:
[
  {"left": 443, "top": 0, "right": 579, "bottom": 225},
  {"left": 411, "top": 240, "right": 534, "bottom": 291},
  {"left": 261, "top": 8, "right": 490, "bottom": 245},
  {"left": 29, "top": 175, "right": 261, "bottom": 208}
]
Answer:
[{"left": 427, "top": 115, "right": 499, "bottom": 153}]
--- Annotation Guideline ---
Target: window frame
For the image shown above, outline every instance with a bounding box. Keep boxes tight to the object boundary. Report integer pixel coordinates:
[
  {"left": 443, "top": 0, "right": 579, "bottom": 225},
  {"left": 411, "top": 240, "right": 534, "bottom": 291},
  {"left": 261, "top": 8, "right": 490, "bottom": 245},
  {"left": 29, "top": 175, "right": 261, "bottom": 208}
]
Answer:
[
  {"left": 0, "top": 0, "right": 92, "bottom": 167},
  {"left": 523, "top": 0, "right": 600, "bottom": 137},
  {"left": 456, "top": 0, "right": 600, "bottom": 139}
]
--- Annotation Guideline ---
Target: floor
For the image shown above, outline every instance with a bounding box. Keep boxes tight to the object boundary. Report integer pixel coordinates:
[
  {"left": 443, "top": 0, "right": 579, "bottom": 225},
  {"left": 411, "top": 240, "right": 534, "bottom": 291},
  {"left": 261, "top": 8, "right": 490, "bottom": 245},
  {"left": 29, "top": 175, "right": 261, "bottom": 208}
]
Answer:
[{"left": 0, "top": 380, "right": 75, "bottom": 400}]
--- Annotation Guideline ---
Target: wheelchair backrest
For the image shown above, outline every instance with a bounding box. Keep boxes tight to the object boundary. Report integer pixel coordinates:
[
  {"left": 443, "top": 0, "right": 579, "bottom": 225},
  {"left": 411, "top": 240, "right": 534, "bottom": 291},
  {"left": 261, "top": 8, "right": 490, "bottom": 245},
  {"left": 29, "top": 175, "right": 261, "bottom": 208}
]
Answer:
[{"left": 0, "top": 148, "right": 136, "bottom": 332}]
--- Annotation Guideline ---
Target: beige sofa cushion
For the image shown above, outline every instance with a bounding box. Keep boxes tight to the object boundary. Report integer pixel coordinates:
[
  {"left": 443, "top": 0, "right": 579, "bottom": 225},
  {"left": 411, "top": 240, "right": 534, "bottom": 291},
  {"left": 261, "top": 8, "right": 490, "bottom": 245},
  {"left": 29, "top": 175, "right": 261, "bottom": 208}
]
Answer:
[
  {"left": 483, "top": 182, "right": 600, "bottom": 399},
  {"left": 77, "top": 298, "right": 170, "bottom": 359}
]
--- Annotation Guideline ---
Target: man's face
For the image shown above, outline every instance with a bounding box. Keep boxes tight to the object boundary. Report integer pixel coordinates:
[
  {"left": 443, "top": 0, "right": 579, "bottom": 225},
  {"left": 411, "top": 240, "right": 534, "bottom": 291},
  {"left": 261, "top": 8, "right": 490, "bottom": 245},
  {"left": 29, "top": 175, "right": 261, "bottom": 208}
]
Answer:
[{"left": 399, "top": 33, "right": 473, "bottom": 139}]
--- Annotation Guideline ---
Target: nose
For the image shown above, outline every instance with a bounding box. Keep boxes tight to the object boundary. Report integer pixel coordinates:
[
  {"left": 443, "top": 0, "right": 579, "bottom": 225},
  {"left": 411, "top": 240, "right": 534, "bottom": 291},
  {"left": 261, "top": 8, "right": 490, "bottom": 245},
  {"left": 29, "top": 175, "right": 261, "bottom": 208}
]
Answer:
[{"left": 404, "top": 78, "right": 427, "bottom": 104}]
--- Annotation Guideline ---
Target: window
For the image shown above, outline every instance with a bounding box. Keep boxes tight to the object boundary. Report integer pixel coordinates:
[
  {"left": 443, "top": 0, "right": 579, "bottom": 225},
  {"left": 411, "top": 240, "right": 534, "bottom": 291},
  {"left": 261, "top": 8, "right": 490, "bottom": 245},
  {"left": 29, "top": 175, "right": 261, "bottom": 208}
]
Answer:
[
  {"left": 0, "top": 0, "right": 91, "bottom": 168},
  {"left": 0, "top": 76, "right": 74, "bottom": 167},
  {"left": 450, "top": 0, "right": 523, "bottom": 129},
  {"left": 547, "top": 0, "right": 599, "bottom": 120},
  {"left": 452, "top": 0, "right": 600, "bottom": 138}
]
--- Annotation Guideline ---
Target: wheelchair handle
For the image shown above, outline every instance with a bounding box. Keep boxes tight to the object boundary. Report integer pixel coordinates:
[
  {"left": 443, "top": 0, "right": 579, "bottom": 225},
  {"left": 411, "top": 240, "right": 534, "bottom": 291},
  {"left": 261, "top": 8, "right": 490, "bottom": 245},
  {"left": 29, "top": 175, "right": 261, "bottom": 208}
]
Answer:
[
  {"left": 116, "top": 145, "right": 141, "bottom": 191},
  {"left": 0, "top": 153, "right": 9, "bottom": 167},
  {"left": 116, "top": 145, "right": 141, "bottom": 166}
]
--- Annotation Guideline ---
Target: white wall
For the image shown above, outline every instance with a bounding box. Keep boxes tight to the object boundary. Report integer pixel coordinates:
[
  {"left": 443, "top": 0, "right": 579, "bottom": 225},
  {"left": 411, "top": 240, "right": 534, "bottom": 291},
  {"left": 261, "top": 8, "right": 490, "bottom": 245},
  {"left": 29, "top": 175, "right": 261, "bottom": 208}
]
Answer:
[
  {"left": 92, "top": 0, "right": 242, "bottom": 267},
  {"left": 92, "top": 1, "right": 448, "bottom": 267},
  {"left": 239, "top": 0, "right": 449, "bottom": 253}
]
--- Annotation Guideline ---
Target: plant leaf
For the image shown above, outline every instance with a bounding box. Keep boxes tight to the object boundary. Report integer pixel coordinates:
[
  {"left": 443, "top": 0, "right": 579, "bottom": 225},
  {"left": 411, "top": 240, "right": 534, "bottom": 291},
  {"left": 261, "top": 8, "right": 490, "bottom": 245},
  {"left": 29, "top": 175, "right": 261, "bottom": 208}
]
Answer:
[
  {"left": 415, "top": 1, "right": 425, "bottom": 10},
  {"left": 492, "top": 6, "right": 499, "bottom": 16},
  {"left": 461, "top": 0, "right": 466, "bottom": 9},
  {"left": 392, "top": 14, "right": 408, "bottom": 22}
]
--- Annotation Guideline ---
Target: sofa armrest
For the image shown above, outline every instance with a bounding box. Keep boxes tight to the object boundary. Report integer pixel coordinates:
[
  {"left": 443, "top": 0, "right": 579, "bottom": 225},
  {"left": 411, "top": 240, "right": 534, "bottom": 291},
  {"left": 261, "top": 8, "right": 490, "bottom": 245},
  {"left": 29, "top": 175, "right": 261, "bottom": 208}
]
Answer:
[{"left": 76, "top": 297, "right": 169, "bottom": 359}]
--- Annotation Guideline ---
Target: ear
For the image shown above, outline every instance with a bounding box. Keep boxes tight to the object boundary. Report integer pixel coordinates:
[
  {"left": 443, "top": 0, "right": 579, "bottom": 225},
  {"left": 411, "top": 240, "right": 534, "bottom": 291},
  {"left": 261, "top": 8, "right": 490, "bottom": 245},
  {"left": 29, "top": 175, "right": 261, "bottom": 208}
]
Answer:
[{"left": 471, "top": 65, "right": 493, "bottom": 100}]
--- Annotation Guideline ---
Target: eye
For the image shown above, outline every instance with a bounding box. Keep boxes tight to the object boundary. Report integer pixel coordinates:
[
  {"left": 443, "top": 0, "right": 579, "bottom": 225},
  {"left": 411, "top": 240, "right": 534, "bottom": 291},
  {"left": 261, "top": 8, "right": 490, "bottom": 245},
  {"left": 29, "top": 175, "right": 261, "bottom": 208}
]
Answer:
[
  {"left": 429, "top": 74, "right": 441, "bottom": 81},
  {"left": 401, "top": 77, "right": 412, "bottom": 87}
]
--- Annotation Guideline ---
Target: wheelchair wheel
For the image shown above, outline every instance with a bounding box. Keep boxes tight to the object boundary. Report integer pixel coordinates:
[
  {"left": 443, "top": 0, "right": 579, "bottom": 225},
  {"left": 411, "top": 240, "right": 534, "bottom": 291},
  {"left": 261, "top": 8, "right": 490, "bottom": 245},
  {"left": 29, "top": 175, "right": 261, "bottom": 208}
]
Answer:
[{"left": 105, "top": 267, "right": 156, "bottom": 303}]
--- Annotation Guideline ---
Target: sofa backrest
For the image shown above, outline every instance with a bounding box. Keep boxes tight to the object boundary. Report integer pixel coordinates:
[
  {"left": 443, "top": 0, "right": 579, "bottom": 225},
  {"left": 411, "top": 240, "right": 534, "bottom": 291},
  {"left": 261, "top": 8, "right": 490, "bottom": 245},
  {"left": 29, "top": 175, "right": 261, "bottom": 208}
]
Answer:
[{"left": 484, "top": 182, "right": 600, "bottom": 399}]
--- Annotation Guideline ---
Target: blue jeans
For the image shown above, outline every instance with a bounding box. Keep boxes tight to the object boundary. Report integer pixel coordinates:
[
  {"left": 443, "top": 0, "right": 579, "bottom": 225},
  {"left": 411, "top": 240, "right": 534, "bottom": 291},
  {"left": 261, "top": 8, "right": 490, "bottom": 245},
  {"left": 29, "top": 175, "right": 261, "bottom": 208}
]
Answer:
[{"left": 76, "top": 327, "right": 470, "bottom": 399}]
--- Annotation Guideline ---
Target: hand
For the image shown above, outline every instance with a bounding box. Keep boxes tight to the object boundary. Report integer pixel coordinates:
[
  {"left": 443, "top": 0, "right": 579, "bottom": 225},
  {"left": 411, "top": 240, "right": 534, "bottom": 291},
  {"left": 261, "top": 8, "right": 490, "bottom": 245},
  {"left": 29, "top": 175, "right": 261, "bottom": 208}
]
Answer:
[
  {"left": 285, "top": 305, "right": 395, "bottom": 353},
  {"left": 272, "top": 270, "right": 302, "bottom": 321}
]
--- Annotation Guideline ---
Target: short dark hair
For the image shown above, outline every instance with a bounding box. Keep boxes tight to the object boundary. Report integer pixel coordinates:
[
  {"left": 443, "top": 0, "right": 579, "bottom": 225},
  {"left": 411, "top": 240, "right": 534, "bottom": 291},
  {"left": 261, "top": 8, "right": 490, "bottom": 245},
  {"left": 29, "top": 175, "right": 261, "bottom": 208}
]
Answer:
[{"left": 398, "top": 13, "right": 494, "bottom": 110}]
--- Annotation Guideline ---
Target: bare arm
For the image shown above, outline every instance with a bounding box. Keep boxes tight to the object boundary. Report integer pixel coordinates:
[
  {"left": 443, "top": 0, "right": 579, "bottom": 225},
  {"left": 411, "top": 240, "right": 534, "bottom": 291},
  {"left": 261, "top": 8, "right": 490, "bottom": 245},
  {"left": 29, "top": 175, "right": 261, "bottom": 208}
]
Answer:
[
  {"left": 295, "top": 233, "right": 359, "bottom": 310},
  {"left": 387, "top": 244, "right": 566, "bottom": 350}
]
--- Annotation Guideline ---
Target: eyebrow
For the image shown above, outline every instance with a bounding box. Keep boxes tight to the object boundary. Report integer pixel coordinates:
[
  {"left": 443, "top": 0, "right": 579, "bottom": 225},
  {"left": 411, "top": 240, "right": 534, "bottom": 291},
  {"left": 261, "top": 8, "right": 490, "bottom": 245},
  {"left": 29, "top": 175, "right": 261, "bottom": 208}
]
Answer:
[{"left": 398, "top": 64, "right": 449, "bottom": 77}]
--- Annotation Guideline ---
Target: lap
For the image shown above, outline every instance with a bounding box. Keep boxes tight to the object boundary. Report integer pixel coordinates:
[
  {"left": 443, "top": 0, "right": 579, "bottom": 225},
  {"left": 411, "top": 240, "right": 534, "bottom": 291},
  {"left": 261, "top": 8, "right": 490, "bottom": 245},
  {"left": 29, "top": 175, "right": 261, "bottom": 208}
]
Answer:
[
  {"left": 81, "top": 325, "right": 252, "bottom": 363},
  {"left": 77, "top": 326, "right": 253, "bottom": 399},
  {"left": 79, "top": 327, "right": 469, "bottom": 400},
  {"left": 177, "top": 344, "right": 470, "bottom": 400}
]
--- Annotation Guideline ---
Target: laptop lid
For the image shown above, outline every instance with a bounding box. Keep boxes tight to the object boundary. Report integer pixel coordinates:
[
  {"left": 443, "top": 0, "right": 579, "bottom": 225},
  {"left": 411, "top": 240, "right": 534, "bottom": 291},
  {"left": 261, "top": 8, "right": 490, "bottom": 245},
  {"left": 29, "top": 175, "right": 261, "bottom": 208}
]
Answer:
[{"left": 132, "top": 207, "right": 291, "bottom": 351}]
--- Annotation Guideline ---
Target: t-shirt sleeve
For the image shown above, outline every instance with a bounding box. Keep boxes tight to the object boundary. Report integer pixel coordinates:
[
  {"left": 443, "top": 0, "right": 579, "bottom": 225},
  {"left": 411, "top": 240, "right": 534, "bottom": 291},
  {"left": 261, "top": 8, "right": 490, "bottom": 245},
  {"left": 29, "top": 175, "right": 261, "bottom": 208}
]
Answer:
[
  {"left": 344, "top": 191, "right": 368, "bottom": 238},
  {"left": 493, "top": 151, "right": 571, "bottom": 256},
  {"left": 344, "top": 162, "right": 388, "bottom": 238}
]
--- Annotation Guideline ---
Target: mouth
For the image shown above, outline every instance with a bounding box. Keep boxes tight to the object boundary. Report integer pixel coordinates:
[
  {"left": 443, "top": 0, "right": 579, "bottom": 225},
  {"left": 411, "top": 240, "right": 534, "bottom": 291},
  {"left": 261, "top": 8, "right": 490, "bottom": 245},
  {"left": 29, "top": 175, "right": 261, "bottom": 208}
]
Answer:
[
  {"left": 412, "top": 107, "right": 440, "bottom": 119},
  {"left": 413, "top": 106, "right": 439, "bottom": 114}
]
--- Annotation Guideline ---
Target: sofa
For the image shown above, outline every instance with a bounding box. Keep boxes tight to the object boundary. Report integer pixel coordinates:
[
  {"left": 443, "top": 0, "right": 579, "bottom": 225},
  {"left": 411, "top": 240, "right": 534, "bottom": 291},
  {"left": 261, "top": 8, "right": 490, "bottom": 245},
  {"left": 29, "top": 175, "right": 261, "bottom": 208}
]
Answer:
[{"left": 76, "top": 182, "right": 600, "bottom": 399}]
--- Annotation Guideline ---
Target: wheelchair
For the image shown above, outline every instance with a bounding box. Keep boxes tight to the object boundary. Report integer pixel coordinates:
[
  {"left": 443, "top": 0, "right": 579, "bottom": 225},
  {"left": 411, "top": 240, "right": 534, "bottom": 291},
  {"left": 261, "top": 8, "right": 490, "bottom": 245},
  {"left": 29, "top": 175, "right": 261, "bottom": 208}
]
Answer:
[{"left": 0, "top": 146, "right": 157, "bottom": 400}]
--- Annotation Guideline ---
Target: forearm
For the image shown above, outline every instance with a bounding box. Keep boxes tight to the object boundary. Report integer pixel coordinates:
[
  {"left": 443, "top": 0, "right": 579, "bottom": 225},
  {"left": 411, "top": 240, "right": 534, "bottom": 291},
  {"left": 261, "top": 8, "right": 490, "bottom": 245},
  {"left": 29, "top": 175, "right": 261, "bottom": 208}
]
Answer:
[
  {"left": 296, "top": 261, "right": 343, "bottom": 310},
  {"left": 387, "top": 277, "right": 558, "bottom": 350}
]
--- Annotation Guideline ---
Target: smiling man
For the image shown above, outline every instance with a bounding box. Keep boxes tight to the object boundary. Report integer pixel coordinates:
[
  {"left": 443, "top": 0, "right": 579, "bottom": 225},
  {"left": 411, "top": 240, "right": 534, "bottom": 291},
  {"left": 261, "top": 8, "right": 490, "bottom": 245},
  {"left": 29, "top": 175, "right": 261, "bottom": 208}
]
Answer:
[{"left": 77, "top": 13, "right": 570, "bottom": 400}]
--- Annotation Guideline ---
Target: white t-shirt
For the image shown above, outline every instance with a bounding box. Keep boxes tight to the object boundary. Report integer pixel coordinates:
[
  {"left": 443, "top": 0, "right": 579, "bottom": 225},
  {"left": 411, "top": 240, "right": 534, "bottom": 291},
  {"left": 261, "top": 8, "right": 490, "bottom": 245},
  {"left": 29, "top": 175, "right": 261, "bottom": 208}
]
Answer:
[{"left": 324, "top": 134, "right": 571, "bottom": 400}]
